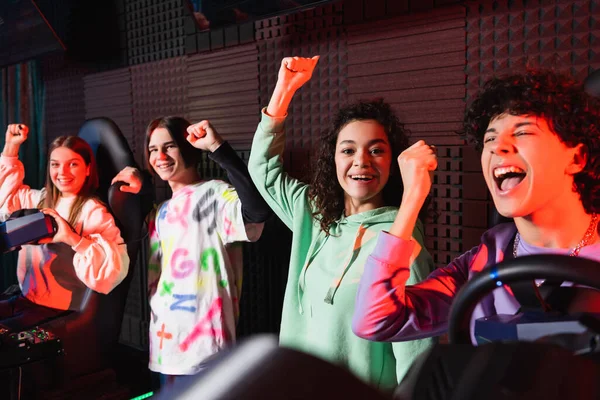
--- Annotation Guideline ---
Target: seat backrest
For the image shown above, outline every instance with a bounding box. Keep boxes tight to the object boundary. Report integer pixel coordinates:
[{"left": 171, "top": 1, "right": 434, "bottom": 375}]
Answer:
[
  {"left": 57, "top": 117, "right": 145, "bottom": 368},
  {"left": 584, "top": 68, "right": 600, "bottom": 97},
  {"left": 78, "top": 118, "right": 137, "bottom": 203},
  {"left": 488, "top": 207, "right": 512, "bottom": 228}
]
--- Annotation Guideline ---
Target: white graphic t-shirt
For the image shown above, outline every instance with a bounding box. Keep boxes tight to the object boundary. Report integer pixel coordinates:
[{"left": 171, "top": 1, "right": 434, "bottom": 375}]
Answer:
[{"left": 147, "top": 180, "right": 259, "bottom": 375}]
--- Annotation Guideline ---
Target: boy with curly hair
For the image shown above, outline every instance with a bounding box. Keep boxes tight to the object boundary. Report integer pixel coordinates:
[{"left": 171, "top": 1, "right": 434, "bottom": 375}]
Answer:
[{"left": 352, "top": 69, "right": 600, "bottom": 342}]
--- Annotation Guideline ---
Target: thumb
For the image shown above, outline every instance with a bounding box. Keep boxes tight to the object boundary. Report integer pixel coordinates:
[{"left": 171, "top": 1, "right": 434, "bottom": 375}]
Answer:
[
  {"left": 427, "top": 157, "right": 438, "bottom": 171},
  {"left": 119, "top": 185, "right": 136, "bottom": 193}
]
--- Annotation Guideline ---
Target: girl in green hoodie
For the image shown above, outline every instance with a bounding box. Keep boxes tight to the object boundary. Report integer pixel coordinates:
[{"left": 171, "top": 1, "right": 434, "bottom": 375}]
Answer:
[{"left": 248, "top": 56, "right": 436, "bottom": 392}]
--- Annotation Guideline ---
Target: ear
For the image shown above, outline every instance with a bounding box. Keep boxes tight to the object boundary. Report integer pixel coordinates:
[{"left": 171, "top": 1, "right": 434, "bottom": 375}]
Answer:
[
  {"left": 566, "top": 143, "right": 587, "bottom": 175},
  {"left": 86, "top": 165, "right": 90, "bottom": 177}
]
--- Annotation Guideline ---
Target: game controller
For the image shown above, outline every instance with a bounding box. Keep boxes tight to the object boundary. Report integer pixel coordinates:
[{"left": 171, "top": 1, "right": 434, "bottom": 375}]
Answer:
[
  {"left": 0, "top": 327, "right": 63, "bottom": 368},
  {"left": 0, "top": 209, "right": 58, "bottom": 253}
]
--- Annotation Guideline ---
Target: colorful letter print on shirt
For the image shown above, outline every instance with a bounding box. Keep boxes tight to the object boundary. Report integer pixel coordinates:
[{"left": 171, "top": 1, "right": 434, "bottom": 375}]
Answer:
[{"left": 147, "top": 180, "right": 248, "bottom": 375}]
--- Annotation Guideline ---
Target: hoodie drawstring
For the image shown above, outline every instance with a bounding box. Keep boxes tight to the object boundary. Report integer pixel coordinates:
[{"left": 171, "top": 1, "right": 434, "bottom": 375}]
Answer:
[
  {"left": 323, "top": 224, "right": 367, "bottom": 304},
  {"left": 297, "top": 232, "right": 329, "bottom": 314}
]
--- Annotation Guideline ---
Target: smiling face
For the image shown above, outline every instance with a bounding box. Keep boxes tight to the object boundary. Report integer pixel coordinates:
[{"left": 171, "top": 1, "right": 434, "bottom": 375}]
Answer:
[
  {"left": 148, "top": 127, "right": 198, "bottom": 191},
  {"left": 481, "top": 113, "right": 585, "bottom": 219},
  {"left": 49, "top": 146, "right": 90, "bottom": 198},
  {"left": 334, "top": 119, "right": 392, "bottom": 213}
]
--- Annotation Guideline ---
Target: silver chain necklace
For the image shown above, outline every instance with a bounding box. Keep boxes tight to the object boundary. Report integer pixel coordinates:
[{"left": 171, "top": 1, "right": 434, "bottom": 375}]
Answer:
[{"left": 513, "top": 213, "right": 599, "bottom": 258}]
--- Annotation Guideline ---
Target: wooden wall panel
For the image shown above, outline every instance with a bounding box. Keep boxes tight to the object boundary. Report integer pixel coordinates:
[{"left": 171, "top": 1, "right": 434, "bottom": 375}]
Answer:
[
  {"left": 347, "top": 5, "right": 466, "bottom": 265},
  {"left": 130, "top": 56, "right": 188, "bottom": 202},
  {"left": 347, "top": 6, "right": 466, "bottom": 145},
  {"left": 187, "top": 44, "right": 260, "bottom": 148},
  {"left": 84, "top": 68, "right": 134, "bottom": 148}
]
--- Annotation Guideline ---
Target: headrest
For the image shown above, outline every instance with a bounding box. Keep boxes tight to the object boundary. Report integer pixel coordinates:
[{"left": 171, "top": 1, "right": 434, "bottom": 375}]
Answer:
[
  {"left": 584, "top": 69, "right": 600, "bottom": 98},
  {"left": 77, "top": 117, "right": 137, "bottom": 198}
]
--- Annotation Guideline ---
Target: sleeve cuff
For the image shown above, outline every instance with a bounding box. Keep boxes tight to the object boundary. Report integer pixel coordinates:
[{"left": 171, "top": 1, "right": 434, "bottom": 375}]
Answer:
[
  {"left": 259, "top": 107, "right": 287, "bottom": 133},
  {"left": 371, "top": 231, "right": 416, "bottom": 266},
  {"left": 208, "top": 141, "right": 235, "bottom": 162},
  {"left": 0, "top": 154, "right": 19, "bottom": 164},
  {"left": 72, "top": 236, "right": 93, "bottom": 253}
]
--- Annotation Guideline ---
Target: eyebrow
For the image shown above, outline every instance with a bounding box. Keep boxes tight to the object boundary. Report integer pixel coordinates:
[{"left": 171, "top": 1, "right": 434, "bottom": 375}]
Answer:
[
  {"left": 50, "top": 158, "right": 81, "bottom": 162},
  {"left": 485, "top": 121, "right": 535, "bottom": 134},
  {"left": 338, "top": 138, "right": 389, "bottom": 146},
  {"left": 148, "top": 140, "right": 176, "bottom": 149}
]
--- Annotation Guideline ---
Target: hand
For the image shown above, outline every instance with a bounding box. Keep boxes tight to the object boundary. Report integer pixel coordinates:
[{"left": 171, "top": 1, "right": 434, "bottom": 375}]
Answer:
[
  {"left": 186, "top": 120, "right": 223, "bottom": 152},
  {"left": 111, "top": 166, "right": 143, "bottom": 194},
  {"left": 397, "top": 140, "right": 438, "bottom": 207},
  {"left": 5, "top": 124, "right": 28, "bottom": 145},
  {"left": 266, "top": 56, "right": 320, "bottom": 117},
  {"left": 40, "top": 208, "right": 80, "bottom": 247},
  {"left": 276, "top": 56, "right": 320, "bottom": 93},
  {"left": 3, "top": 124, "right": 28, "bottom": 157}
]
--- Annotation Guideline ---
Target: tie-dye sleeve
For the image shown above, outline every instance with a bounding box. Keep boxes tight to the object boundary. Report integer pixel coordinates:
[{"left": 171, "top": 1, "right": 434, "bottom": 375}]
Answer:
[
  {"left": 212, "top": 182, "right": 263, "bottom": 245},
  {"left": 0, "top": 155, "right": 44, "bottom": 220},
  {"left": 71, "top": 200, "right": 130, "bottom": 294},
  {"left": 147, "top": 207, "right": 161, "bottom": 298}
]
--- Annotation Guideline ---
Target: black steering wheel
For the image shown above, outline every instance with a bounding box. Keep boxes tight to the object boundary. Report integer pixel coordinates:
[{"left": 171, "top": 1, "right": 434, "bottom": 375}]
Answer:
[{"left": 448, "top": 254, "right": 600, "bottom": 344}]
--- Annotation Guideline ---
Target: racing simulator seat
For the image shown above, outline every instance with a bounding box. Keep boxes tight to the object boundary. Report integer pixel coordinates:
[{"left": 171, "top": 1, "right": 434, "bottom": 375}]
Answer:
[
  {"left": 394, "top": 254, "right": 600, "bottom": 400},
  {"left": 0, "top": 117, "right": 147, "bottom": 399}
]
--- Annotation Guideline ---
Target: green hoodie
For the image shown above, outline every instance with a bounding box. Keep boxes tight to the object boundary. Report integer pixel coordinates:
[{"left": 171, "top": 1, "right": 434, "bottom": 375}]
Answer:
[{"left": 249, "top": 110, "right": 436, "bottom": 392}]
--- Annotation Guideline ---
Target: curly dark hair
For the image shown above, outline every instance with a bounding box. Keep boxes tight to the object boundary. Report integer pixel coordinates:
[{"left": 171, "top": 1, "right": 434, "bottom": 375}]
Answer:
[
  {"left": 307, "top": 99, "right": 410, "bottom": 235},
  {"left": 461, "top": 69, "right": 600, "bottom": 215}
]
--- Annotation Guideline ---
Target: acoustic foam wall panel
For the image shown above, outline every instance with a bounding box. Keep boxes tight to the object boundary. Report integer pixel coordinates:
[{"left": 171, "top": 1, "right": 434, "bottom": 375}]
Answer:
[
  {"left": 257, "top": 2, "right": 347, "bottom": 182},
  {"left": 125, "top": 0, "right": 187, "bottom": 65},
  {"left": 464, "top": 0, "right": 600, "bottom": 249},
  {"left": 45, "top": 75, "right": 86, "bottom": 143}
]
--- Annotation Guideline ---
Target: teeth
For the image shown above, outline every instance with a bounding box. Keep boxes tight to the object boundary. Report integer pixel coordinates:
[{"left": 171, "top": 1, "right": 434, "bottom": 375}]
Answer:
[
  {"left": 494, "top": 166, "right": 525, "bottom": 178},
  {"left": 351, "top": 175, "right": 373, "bottom": 179}
]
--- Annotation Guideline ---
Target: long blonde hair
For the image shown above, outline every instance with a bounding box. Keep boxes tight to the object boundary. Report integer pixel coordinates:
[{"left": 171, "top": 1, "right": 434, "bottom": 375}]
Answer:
[{"left": 38, "top": 136, "right": 99, "bottom": 227}]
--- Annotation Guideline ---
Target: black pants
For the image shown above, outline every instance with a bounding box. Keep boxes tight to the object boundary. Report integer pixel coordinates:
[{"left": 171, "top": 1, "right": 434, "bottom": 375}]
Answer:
[{"left": 0, "top": 288, "right": 64, "bottom": 332}]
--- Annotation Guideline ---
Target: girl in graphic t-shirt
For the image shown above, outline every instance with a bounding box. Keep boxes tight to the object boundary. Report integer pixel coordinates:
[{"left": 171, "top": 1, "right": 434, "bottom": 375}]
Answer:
[{"left": 112, "top": 118, "right": 271, "bottom": 384}]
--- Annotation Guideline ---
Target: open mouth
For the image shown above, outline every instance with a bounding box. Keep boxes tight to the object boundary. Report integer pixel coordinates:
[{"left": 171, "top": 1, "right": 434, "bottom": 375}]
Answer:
[
  {"left": 349, "top": 174, "right": 375, "bottom": 182},
  {"left": 493, "top": 166, "right": 526, "bottom": 192}
]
